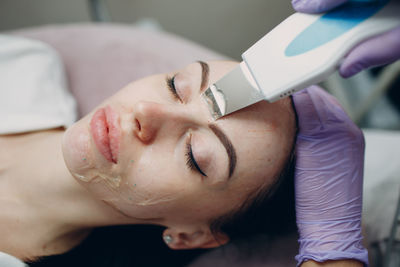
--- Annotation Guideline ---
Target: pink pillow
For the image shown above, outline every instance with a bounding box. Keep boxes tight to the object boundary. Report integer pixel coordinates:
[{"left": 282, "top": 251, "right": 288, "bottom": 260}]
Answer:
[{"left": 11, "top": 23, "right": 227, "bottom": 117}]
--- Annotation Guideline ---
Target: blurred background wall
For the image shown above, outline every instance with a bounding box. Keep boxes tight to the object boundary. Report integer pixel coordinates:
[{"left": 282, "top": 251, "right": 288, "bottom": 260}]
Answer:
[{"left": 0, "top": 0, "right": 294, "bottom": 59}]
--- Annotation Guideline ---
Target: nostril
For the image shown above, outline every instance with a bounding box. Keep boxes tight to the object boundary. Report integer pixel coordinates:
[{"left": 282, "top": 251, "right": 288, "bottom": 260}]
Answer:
[{"left": 135, "top": 119, "right": 141, "bottom": 131}]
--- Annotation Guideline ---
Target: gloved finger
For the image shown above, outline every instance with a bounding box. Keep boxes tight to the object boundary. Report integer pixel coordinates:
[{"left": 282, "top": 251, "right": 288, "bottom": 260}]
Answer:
[
  {"left": 339, "top": 26, "right": 400, "bottom": 78},
  {"left": 291, "top": 0, "right": 348, "bottom": 13},
  {"left": 292, "top": 87, "right": 321, "bottom": 134},
  {"left": 292, "top": 85, "right": 349, "bottom": 136}
]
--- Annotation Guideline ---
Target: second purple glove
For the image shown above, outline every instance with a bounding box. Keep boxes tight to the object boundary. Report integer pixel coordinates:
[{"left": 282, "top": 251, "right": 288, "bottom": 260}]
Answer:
[
  {"left": 292, "top": 0, "right": 400, "bottom": 78},
  {"left": 292, "top": 0, "right": 348, "bottom": 13}
]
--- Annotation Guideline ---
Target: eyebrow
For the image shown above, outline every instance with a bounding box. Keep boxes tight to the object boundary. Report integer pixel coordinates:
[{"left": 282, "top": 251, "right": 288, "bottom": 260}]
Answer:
[
  {"left": 197, "top": 61, "right": 237, "bottom": 178},
  {"left": 209, "top": 124, "right": 237, "bottom": 178},
  {"left": 197, "top": 60, "right": 210, "bottom": 91}
]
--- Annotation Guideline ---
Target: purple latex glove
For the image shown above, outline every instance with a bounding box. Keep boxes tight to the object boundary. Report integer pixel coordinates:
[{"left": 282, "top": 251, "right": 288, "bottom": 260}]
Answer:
[
  {"left": 292, "top": 86, "right": 368, "bottom": 266},
  {"left": 291, "top": 0, "right": 400, "bottom": 78}
]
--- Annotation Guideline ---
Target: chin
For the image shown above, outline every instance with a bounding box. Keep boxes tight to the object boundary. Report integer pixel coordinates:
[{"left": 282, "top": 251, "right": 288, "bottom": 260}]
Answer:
[{"left": 62, "top": 122, "right": 93, "bottom": 176}]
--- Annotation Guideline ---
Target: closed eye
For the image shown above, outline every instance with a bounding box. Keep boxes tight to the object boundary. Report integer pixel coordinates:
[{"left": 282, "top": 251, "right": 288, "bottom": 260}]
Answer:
[
  {"left": 166, "top": 75, "right": 182, "bottom": 102},
  {"left": 185, "top": 134, "right": 207, "bottom": 177}
]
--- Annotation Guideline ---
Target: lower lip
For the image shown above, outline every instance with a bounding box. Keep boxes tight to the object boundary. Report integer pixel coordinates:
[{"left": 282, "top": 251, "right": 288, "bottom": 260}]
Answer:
[{"left": 90, "top": 106, "right": 120, "bottom": 163}]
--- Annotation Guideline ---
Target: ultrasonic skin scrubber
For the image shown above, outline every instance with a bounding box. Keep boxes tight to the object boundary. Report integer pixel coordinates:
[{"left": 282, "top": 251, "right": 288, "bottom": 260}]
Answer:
[{"left": 202, "top": 0, "right": 400, "bottom": 120}]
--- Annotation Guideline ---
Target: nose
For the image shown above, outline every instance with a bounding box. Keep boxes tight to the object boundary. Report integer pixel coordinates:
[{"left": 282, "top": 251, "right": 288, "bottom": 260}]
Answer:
[{"left": 133, "top": 101, "right": 192, "bottom": 143}]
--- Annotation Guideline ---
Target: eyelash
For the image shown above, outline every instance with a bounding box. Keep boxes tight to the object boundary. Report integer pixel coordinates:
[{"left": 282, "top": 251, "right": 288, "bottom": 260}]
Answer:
[
  {"left": 166, "top": 75, "right": 182, "bottom": 102},
  {"left": 185, "top": 135, "right": 207, "bottom": 177}
]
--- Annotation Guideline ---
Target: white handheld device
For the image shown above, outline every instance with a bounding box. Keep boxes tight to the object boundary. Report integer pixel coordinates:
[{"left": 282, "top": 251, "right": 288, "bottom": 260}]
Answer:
[{"left": 202, "top": 0, "right": 400, "bottom": 120}]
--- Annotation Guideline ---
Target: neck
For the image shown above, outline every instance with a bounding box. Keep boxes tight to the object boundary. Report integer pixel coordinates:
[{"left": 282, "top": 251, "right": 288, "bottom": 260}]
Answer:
[{"left": 0, "top": 129, "right": 137, "bottom": 261}]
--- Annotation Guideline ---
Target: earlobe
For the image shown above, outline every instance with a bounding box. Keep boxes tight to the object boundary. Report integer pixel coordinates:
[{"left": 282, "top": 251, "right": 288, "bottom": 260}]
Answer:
[{"left": 162, "top": 228, "right": 229, "bottom": 250}]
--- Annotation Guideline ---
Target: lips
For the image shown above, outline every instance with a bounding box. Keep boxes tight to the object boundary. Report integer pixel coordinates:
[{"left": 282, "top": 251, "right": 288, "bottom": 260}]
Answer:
[{"left": 90, "top": 106, "right": 120, "bottom": 163}]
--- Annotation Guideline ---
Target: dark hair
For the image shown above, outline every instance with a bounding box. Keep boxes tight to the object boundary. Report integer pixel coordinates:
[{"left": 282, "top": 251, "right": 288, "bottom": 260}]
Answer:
[{"left": 209, "top": 152, "right": 297, "bottom": 243}]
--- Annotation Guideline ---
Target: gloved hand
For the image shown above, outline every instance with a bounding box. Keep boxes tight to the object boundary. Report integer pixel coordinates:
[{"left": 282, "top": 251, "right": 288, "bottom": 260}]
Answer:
[
  {"left": 292, "top": 86, "right": 368, "bottom": 266},
  {"left": 291, "top": 0, "right": 400, "bottom": 78}
]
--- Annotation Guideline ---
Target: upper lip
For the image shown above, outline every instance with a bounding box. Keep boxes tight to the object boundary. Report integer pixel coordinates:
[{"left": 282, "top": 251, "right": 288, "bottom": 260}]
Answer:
[{"left": 90, "top": 106, "right": 121, "bottom": 163}]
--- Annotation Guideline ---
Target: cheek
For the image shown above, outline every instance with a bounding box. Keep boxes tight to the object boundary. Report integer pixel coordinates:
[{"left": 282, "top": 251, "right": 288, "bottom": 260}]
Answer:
[
  {"left": 183, "top": 191, "right": 244, "bottom": 223},
  {"left": 101, "top": 145, "right": 192, "bottom": 216},
  {"left": 129, "top": 149, "right": 189, "bottom": 200},
  {"left": 111, "top": 76, "right": 162, "bottom": 105}
]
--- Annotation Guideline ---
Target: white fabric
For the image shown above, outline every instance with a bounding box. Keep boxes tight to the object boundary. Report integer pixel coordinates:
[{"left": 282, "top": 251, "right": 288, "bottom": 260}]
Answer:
[
  {"left": 0, "top": 35, "right": 77, "bottom": 134},
  {"left": 362, "top": 129, "right": 400, "bottom": 243},
  {"left": 0, "top": 252, "right": 27, "bottom": 267}
]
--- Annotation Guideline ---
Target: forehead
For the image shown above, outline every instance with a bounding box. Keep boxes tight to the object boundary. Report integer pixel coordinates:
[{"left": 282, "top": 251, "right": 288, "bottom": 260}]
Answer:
[{"left": 220, "top": 101, "right": 294, "bottom": 189}]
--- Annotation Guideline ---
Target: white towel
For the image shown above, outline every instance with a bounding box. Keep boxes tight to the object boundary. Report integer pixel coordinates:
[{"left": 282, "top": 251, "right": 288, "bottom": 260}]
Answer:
[{"left": 0, "top": 35, "right": 77, "bottom": 134}]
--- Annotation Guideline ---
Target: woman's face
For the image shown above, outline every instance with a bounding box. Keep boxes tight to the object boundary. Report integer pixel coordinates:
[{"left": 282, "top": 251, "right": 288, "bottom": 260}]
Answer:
[{"left": 62, "top": 61, "right": 295, "bottom": 229}]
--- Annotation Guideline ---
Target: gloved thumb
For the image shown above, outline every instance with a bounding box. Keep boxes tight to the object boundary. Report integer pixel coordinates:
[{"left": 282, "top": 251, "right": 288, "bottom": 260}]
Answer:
[
  {"left": 292, "top": 86, "right": 348, "bottom": 136},
  {"left": 339, "top": 26, "right": 400, "bottom": 78},
  {"left": 291, "top": 0, "right": 348, "bottom": 13}
]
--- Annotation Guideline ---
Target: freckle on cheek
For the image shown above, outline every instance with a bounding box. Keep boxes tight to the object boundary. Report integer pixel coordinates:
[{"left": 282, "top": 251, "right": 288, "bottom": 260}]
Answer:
[{"left": 247, "top": 128, "right": 276, "bottom": 134}]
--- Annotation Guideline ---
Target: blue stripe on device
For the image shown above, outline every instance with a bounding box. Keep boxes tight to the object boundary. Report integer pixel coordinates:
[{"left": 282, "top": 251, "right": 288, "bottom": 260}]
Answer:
[{"left": 284, "top": 0, "right": 389, "bottom": 57}]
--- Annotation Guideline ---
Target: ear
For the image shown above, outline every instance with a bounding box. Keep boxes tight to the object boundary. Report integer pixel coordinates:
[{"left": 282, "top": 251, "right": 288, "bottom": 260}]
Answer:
[{"left": 162, "top": 226, "right": 229, "bottom": 250}]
